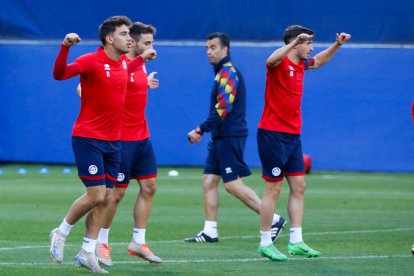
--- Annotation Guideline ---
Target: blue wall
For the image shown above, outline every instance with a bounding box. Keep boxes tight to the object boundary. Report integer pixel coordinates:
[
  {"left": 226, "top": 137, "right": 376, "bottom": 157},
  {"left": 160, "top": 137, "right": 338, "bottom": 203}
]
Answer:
[
  {"left": 1, "top": 44, "right": 413, "bottom": 172},
  {"left": 1, "top": 0, "right": 413, "bottom": 171},
  {"left": 1, "top": 0, "right": 414, "bottom": 43}
]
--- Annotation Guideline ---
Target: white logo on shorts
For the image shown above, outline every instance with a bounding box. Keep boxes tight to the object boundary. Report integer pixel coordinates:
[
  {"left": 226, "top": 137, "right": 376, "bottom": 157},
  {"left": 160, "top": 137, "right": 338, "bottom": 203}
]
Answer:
[
  {"left": 117, "top": 173, "right": 125, "bottom": 182},
  {"left": 88, "top": 165, "right": 98, "bottom": 175},
  {"left": 225, "top": 167, "right": 233, "bottom": 174},
  {"left": 272, "top": 167, "right": 281, "bottom": 176}
]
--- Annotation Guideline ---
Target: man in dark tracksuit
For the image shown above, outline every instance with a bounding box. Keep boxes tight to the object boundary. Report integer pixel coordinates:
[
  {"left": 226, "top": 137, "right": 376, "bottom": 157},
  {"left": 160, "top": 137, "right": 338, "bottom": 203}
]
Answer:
[{"left": 185, "top": 32, "right": 286, "bottom": 243}]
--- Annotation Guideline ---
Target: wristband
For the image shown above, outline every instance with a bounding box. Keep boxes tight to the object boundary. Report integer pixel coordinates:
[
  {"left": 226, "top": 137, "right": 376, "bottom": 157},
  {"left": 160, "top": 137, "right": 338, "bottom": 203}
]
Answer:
[{"left": 195, "top": 126, "right": 204, "bottom": 135}]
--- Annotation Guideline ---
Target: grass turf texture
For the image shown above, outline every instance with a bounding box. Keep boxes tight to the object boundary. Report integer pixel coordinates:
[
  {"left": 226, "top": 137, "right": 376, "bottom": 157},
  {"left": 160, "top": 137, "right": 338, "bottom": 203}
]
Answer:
[{"left": 0, "top": 164, "right": 413, "bottom": 275}]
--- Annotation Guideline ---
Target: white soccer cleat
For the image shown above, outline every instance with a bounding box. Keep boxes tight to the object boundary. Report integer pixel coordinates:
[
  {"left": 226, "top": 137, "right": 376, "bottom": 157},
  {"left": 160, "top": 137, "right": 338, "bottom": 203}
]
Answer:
[
  {"left": 96, "top": 243, "right": 113, "bottom": 266},
  {"left": 49, "top": 228, "right": 66, "bottom": 263},
  {"left": 127, "top": 240, "right": 162, "bottom": 264},
  {"left": 74, "top": 248, "right": 108, "bottom": 273}
]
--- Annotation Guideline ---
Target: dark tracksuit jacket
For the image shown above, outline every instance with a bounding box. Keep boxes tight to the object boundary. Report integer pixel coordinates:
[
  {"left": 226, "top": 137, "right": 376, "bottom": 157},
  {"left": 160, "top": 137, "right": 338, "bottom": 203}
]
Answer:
[{"left": 199, "top": 56, "right": 248, "bottom": 139}]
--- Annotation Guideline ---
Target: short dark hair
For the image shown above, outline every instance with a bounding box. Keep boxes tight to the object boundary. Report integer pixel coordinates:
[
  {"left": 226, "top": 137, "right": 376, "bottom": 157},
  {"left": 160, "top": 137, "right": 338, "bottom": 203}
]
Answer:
[
  {"left": 283, "top": 25, "right": 315, "bottom": 44},
  {"left": 206, "top": 32, "right": 230, "bottom": 54},
  {"left": 130, "top": 22, "right": 157, "bottom": 41},
  {"left": 99, "top": 16, "right": 132, "bottom": 45}
]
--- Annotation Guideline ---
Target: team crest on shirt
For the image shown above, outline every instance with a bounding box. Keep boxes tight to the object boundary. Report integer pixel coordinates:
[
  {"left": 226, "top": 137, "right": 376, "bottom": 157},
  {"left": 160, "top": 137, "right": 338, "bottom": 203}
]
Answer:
[
  {"left": 104, "top": 64, "right": 111, "bottom": 77},
  {"left": 88, "top": 165, "right": 98, "bottom": 175},
  {"left": 122, "top": 60, "right": 127, "bottom": 70},
  {"left": 117, "top": 173, "right": 125, "bottom": 182},
  {"left": 272, "top": 167, "right": 281, "bottom": 176},
  {"left": 288, "top": 65, "right": 295, "bottom": 77}
]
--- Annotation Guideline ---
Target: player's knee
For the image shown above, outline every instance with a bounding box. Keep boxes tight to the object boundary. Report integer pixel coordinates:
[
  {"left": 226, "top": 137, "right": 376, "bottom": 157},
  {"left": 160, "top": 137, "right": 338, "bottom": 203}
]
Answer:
[
  {"left": 223, "top": 182, "right": 237, "bottom": 195},
  {"left": 223, "top": 179, "right": 243, "bottom": 195},
  {"left": 291, "top": 181, "right": 306, "bottom": 195},
  {"left": 141, "top": 182, "right": 157, "bottom": 197},
  {"left": 113, "top": 188, "right": 126, "bottom": 203},
  {"left": 271, "top": 186, "right": 282, "bottom": 198},
  {"left": 265, "top": 181, "right": 282, "bottom": 198},
  {"left": 86, "top": 187, "right": 107, "bottom": 206},
  {"left": 202, "top": 175, "right": 218, "bottom": 192},
  {"left": 92, "top": 193, "right": 106, "bottom": 206}
]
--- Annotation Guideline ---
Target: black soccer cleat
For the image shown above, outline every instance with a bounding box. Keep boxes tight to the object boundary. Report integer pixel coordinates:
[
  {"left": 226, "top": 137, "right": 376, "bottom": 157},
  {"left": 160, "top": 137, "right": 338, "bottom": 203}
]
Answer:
[
  {"left": 184, "top": 232, "right": 219, "bottom": 243},
  {"left": 271, "top": 216, "right": 287, "bottom": 243}
]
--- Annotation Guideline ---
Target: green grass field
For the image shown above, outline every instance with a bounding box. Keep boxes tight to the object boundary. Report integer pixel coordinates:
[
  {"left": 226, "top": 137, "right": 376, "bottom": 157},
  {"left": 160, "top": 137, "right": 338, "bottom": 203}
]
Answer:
[{"left": 0, "top": 164, "right": 413, "bottom": 275}]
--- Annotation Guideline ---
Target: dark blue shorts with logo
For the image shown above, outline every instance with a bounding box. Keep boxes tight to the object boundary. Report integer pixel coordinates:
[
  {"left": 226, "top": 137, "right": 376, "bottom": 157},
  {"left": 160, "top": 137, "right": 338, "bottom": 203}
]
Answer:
[
  {"left": 257, "top": 129, "right": 304, "bottom": 182},
  {"left": 72, "top": 136, "right": 121, "bottom": 188},
  {"left": 204, "top": 136, "right": 251, "bottom": 183},
  {"left": 116, "top": 139, "right": 157, "bottom": 188}
]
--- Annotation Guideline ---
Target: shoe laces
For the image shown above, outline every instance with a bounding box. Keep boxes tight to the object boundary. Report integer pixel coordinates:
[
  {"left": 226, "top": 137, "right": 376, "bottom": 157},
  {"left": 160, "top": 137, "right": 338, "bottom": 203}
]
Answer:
[
  {"left": 139, "top": 244, "right": 155, "bottom": 256},
  {"left": 54, "top": 233, "right": 65, "bottom": 253},
  {"left": 97, "top": 244, "right": 112, "bottom": 259}
]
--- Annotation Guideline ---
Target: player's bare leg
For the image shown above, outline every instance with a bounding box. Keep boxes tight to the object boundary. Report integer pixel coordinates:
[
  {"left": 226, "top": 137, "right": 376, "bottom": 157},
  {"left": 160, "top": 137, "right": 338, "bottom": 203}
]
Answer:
[
  {"left": 260, "top": 181, "right": 283, "bottom": 232},
  {"left": 184, "top": 174, "right": 220, "bottom": 243},
  {"left": 95, "top": 188, "right": 122, "bottom": 266},
  {"left": 225, "top": 178, "right": 286, "bottom": 242},
  {"left": 286, "top": 175, "right": 320, "bottom": 257},
  {"left": 50, "top": 185, "right": 107, "bottom": 264},
  {"left": 127, "top": 177, "right": 161, "bottom": 263},
  {"left": 258, "top": 181, "right": 286, "bottom": 261},
  {"left": 134, "top": 178, "right": 157, "bottom": 228},
  {"left": 203, "top": 174, "right": 221, "bottom": 221},
  {"left": 286, "top": 175, "right": 305, "bottom": 228},
  {"left": 223, "top": 178, "right": 261, "bottom": 213}
]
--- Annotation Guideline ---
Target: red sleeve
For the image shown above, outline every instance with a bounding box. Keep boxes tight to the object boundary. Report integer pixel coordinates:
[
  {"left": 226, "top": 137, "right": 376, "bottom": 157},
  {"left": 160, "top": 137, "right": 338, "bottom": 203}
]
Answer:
[
  {"left": 304, "top": 57, "right": 315, "bottom": 69},
  {"left": 127, "top": 55, "right": 144, "bottom": 74},
  {"left": 53, "top": 45, "right": 80, "bottom": 80},
  {"left": 412, "top": 101, "right": 414, "bottom": 125}
]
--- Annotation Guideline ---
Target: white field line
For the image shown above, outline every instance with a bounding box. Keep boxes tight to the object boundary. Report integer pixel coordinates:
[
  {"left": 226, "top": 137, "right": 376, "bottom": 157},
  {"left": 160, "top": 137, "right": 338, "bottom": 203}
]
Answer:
[
  {"left": 0, "top": 254, "right": 411, "bottom": 267},
  {"left": 0, "top": 227, "right": 413, "bottom": 251}
]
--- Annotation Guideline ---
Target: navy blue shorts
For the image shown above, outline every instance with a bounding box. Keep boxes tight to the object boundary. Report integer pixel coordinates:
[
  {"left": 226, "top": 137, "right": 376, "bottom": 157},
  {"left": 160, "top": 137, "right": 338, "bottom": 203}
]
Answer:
[
  {"left": 204, "top": 137, "right": 251, "bottom": 183},
  {"left": 257, "top": 129, "right": 304, "bottom": 182},
  {"left": 72, "top": 136, "right": 121, "bottom": 188},
  {"left": 116, "top": 139, "right": 157, "bottom": 187}
]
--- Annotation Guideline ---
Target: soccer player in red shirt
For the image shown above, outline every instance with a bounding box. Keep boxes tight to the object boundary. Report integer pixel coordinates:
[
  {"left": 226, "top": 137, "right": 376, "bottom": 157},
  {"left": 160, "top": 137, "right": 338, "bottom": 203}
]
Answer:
[
  {"left": 257, "top": 25, "right": 351, "bottom": 261},
  {"left": 49, "top": 16, "right": 156, "bottom": 273},
  {"left": 94, "top": 22, "right": 162, "bottom": 266}
]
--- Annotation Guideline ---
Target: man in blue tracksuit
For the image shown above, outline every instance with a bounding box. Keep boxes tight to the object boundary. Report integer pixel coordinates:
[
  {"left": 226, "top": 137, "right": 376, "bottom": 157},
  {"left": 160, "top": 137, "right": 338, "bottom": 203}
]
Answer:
[{"left": 185, "top": 32, "right": 286, "bottom": 243}]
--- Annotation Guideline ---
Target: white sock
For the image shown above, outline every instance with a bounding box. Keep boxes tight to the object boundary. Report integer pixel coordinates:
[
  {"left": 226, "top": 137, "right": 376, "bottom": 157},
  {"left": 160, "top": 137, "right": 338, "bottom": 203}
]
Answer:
[
  {"left": 289, "top": 227, "right": 303, "bottom": 244},
  {"left": 272, "top": 214, "right": 281, "bottom": 225},
  {"left": 81, "top": 237, "right": 97, "bottom": 253},
  {"left": 203, "top": 220, "right": 218, "bottom": 238},
  {"left": 133, "top": 228, "right": 146, "bottom": 245},
  {"left": 58, "top": 218, "right": 73, "bottom": 237},
  {"left": 97, "top": 228, "right": 110, "bottom": 244},
  {"left": 260, "top": 230, "right": 272, "bottom": 247}
]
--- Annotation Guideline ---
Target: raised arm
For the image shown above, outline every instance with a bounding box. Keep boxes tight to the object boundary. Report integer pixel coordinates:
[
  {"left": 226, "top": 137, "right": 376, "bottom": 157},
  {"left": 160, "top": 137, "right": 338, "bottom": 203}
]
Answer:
[
  {"left": 312, "top": 32, "right": 351, "bottom": 69},
  {"left": 53, "top": 33, "right": 81, "bottom": 80},
  {"left": 128, "top": 48, "right": 157, "bottom": 74},
  {"left": 267, "top": 34, "right": 314, "bottom": 67}
]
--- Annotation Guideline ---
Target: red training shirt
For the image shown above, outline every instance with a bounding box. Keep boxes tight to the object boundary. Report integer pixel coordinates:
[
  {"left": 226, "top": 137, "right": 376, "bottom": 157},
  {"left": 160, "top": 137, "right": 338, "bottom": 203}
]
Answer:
[
  {"left": 54, "top": 45, "right": 145, "bottom": 140},
  {"left": 120, "top": 57, "right": 150, "bottom": 141},
  {"left": 258, "top": 56, "right": 314, "bottom": 134}
]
